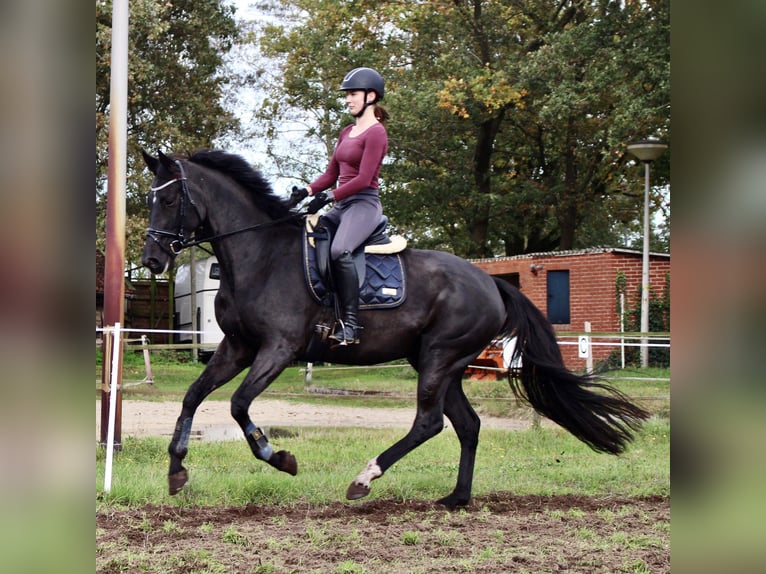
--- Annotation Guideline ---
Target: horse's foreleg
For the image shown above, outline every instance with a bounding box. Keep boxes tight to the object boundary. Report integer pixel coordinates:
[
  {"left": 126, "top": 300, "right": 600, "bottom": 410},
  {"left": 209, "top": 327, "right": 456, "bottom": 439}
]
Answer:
[
  {"left": 168, "top": 341, "right": 254, "bottom": 495},
  {"left": 240, "top": 422, "right": 297, "bottom": 476},
  {"left": 230, "top": 350, "right": 298, "bottom": 476},
  {"left": 437, "top": 379, "right": 481, "bottom": 509}
]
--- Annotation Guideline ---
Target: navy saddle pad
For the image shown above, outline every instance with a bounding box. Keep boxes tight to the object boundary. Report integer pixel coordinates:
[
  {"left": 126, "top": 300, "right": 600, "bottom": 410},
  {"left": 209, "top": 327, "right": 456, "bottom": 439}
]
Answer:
[{"left": 302, "top": 227, "right": 407, "bottom": 310}]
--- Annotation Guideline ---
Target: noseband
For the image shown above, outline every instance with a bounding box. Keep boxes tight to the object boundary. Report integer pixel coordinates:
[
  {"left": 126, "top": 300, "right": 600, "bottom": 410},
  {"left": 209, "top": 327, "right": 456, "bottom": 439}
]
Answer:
[{"left": 146, "top": 160, "right": 200, "bottom": 256}]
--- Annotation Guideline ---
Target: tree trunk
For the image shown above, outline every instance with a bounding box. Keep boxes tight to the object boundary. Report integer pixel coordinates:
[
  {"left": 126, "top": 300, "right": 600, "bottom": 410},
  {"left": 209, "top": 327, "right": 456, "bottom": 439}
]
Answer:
[{"left": 467, "top": 114, "right": 504, "bottom": 258}]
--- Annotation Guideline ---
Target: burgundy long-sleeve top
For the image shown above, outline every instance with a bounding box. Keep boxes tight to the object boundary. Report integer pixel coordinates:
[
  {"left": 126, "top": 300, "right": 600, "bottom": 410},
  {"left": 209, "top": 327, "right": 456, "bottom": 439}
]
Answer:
[{"left": 309, "top": 122, "right": 388, "bottom": 202}]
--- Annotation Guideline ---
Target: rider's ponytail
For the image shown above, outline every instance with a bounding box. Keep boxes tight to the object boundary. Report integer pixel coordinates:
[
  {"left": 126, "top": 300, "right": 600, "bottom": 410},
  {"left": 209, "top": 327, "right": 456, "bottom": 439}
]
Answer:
[{"left": 373, "top": 104, "right": 389, "bottom": 125}]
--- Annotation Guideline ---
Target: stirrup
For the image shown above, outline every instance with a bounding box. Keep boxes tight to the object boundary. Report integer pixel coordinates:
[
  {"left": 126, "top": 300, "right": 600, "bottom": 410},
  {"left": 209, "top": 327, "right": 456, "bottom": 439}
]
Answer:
[{"left": 329, "top": 321, "right": 361, "bottom": 346}]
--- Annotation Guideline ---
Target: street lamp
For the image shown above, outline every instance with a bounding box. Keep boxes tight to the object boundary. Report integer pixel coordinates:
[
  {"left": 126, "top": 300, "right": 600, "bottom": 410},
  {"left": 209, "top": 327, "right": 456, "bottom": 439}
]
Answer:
[{"left": 627, "top": 139, "right": 667, "bottom": 368}]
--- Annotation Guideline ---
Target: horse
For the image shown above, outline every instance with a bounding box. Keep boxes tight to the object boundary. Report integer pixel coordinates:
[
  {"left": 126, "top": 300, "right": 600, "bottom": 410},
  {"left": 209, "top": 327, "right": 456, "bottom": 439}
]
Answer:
[{"left": 141, "top": 149, "right": 649, "bottom": 509}]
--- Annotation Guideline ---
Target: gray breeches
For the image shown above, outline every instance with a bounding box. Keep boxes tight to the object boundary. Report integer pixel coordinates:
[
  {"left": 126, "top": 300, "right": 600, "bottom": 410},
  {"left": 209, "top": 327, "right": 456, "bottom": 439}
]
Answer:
[{"left": 322, "top": 193, "right": 383, "bottom": 260}]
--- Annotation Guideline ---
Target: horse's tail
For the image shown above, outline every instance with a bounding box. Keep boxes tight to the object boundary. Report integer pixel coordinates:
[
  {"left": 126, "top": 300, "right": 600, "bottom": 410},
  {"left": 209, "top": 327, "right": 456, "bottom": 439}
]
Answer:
[{"left": 493, "top": 277, "right": 649, "bottom": 455}]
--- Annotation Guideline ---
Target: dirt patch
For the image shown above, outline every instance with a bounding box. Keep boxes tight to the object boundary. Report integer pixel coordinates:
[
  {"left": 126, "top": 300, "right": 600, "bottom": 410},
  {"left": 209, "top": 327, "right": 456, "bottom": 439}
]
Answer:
[
  {"left": 96, "top": 399, "right": 553, "bottom": 441},
  {"left": 96, "top": 493, "right": 669, "bottom": 573}
]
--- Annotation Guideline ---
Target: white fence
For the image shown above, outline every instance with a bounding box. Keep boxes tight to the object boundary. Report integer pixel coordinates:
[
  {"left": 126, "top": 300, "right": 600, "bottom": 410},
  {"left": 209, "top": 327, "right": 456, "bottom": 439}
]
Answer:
[{"left": 96, "top": 325, "right": 671, "bottom": 388}]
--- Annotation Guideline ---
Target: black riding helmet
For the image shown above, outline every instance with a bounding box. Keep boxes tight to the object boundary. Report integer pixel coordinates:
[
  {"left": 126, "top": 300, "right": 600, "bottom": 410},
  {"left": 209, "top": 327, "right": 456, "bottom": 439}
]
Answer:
[{"left": 339, "top": 67, "right": 384, "bottom": 117}]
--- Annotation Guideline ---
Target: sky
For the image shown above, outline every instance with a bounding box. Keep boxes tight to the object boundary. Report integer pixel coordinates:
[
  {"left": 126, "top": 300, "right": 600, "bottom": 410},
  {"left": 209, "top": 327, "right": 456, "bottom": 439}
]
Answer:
[{"left": 218, "top": 0, "right": 311, "bottom": 197}]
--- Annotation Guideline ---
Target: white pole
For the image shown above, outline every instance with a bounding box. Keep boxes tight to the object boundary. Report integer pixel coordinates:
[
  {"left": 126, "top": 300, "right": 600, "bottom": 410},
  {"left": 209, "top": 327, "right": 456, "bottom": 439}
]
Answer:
[
  {"left": 620, "top": 293, "right": 626, "bottom": 369},
  {"left": 142, "top": 334, "right": 154, "bottom": 383},
  {"left": 640, "top": 162, "right": 651, "bottom": 368},
  {"left": 626, "top": 140, "right": 666, "bottom": 368},
  {"left": 305, "top": 362, "right": 313, "bottom": 386},
  {"left": 104, "top": 323, "right": 122, "bottom": 493},
  {"left": 190, "top": 246, "right": 198, "bottom": 363}
]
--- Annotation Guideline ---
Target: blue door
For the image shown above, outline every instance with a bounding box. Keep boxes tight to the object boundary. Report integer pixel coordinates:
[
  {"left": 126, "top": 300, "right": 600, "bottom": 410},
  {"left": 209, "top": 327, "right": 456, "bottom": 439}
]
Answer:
[{"left": 547, "top": 270, "right": 570, "bottom": 324}]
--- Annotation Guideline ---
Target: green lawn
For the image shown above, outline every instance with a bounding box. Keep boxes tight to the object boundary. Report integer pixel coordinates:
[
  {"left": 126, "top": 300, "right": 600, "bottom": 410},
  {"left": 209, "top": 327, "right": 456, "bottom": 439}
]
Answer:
[{"left": 97, "top": 417, "right": 669, "bottom": 507}]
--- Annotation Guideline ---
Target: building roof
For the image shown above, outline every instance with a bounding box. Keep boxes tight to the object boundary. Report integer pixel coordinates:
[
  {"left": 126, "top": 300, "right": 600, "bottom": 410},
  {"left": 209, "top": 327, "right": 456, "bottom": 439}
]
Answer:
[{"left": 469, "top": 246, "right": 670, "bottom": 264}]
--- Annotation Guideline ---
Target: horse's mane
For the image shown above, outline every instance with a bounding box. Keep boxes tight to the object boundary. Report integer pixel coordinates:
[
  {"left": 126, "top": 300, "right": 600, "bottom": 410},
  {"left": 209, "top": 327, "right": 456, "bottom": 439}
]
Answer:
[{"left": 186, "top": 149, "right": 300, "bottom": 223}]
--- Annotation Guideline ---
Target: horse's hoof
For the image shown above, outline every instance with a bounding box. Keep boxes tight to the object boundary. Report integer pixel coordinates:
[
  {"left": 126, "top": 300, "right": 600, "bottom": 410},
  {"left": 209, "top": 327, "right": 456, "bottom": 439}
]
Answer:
[
  {"left": 436, "top": 494, "right": 470, "bottom": 510},
  {"left": 168, "top": 468, "right": 188, "bottom": 495},
  {"left": 346, "top": 481, "right": 370, "bottom": 500},
  {"left": 274, "top": 450, "right": 298, "bottom": 476}
]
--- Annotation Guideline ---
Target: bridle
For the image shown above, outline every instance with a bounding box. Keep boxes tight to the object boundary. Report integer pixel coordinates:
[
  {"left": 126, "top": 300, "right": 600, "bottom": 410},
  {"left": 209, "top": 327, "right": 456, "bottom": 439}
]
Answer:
[
  {"left": 145, "top": 160, "right": 200, "bottom": 256},
  {"left": 145, "top": 159, "right": 302, "bottom": 257}
]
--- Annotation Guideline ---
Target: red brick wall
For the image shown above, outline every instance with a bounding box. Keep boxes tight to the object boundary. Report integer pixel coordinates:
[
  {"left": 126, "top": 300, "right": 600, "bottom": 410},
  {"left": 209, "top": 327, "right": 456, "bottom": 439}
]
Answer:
[{"left": 471, "top": 250, "right": 670, "bottom": 370}]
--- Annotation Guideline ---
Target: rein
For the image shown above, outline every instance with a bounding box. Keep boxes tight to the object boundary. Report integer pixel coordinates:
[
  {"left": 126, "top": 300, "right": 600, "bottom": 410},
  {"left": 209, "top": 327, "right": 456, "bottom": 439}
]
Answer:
[
  {"left": 146, "top": 160, "right": 304, "bottom": 256},
  {"left": 174, "top": 213, "right": 303, "bottom": 251}
]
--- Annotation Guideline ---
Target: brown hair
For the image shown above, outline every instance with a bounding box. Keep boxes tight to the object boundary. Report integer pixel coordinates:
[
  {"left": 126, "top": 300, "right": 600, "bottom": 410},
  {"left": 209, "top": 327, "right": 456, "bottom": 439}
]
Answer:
[{"left": 373, "top": 104, "right": 389, "bottom": 125}]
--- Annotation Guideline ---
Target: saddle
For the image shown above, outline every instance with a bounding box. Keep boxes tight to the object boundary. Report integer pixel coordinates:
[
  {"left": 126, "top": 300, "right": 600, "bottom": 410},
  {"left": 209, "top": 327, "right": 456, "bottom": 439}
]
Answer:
[{"left": 302, "top": 214, "right": 408, "bottom": 310}]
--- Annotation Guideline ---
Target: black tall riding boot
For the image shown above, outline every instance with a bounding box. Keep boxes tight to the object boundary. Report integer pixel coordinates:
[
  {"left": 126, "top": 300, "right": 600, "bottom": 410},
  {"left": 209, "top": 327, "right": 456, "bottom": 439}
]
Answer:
[{"left": 329, "top": 251, "right": 361, "bottom": 345}]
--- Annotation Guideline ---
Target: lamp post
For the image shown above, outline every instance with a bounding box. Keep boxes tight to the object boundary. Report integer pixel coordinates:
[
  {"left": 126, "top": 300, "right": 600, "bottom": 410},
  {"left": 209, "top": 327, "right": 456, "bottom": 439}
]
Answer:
[{"left": 627, "top": 139, "right": 667, "bottom": 368}]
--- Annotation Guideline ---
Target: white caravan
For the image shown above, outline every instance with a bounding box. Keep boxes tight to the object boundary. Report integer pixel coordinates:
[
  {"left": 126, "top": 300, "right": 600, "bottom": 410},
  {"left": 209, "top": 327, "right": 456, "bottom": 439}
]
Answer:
[{"left": 174, "top": 255, "right": 224, "bottom": 361}]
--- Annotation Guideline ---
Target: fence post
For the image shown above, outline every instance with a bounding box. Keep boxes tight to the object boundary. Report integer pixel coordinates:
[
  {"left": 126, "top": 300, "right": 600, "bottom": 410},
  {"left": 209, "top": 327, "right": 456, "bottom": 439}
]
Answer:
[
  {"left": 578, "top": 321, "right": 593, "bottom": 372},
  {"left": 190, "top": 246, "right": 198, "bottom": 363},
  {"left": 304, "top": 362, "right": 313, "bottom": 386},
  {"left": 104, "top": 323, "right": 122, "bottom": 492},
  {"left": 141, "top": 334, "right": 154, "bottom": 384},
  {"left": 619, "top": 293, "right": 626, "bottom": 369},
  {"left": 99, "top": 325, "right": 122, "bottom": 450}
]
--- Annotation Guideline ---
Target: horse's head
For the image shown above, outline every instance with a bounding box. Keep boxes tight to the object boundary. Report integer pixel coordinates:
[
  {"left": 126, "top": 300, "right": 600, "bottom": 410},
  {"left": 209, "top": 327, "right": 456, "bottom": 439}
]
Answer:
[{"left": 141, "top": 150, "right": 204, "bottom": 274}]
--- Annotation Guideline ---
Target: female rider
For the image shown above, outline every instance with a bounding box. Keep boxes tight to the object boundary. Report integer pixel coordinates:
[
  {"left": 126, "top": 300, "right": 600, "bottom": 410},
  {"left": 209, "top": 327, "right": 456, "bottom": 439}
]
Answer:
[{"left": 300, "top": 67, "right": 389, "bottom": 346}]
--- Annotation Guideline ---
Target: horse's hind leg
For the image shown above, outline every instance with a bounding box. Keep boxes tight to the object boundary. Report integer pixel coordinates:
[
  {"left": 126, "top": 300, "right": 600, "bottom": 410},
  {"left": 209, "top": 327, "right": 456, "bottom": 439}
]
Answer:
[
  {"left": 346, "top": 357, "right": 460, "bottom": 502},
  {"left": 438, "top": 378, "right": 481, "bottom": 509},
  {"left": 168, "top": 339, "right": 254, "bottom": 494}
]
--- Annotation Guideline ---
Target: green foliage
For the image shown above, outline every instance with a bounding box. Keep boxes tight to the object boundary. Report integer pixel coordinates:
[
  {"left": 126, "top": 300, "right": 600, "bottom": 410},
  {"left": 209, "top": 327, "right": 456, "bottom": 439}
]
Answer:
[
  {"left": 96, "top": 0, "right": 670, "bottom": 272},
  {"left": 613, "top": 271, "right": 670, "bottom": 367},
  {"left": 96, "top": 0, "right": 242, "bottom": 269},
  {"left": 401, "top": 531, "right": 420, "bottom": 545},
  {"left": 221, "top": 525, "right": 250, "bottom": 546},
  {"left": 335, "top": 561, "right": 368, "bottom": 574},
  {"left": 251, "top": 0, "right": 670, "bottom": 257}
]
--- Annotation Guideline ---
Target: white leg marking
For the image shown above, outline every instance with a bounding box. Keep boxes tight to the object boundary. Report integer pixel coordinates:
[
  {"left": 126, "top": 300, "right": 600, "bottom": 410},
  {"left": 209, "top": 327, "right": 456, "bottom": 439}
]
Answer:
[{"left": 353, "top": 458, "right": 382, "bottom": 489}]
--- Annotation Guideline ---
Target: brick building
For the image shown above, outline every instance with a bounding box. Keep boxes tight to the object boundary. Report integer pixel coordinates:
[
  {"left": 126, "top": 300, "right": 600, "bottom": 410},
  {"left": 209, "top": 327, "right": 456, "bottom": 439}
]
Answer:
[{"left": 470, "top": 247, "right": 670, "bottom": 370}]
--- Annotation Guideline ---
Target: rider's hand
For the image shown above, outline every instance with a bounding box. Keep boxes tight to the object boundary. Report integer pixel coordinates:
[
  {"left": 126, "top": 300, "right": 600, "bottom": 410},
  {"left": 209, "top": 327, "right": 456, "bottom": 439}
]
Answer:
[
  {"left": 290, "top": 186, "right": 308, "bottom": 203},
  {"left": 307, "top": 191, "right": 332, "bottom": 214}
]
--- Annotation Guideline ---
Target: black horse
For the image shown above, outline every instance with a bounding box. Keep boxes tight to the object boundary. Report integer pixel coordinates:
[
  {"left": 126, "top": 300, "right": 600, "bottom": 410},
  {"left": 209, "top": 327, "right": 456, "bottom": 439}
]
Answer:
[{"left": 141, "top": 149, "right": 649, "bottom": 509}]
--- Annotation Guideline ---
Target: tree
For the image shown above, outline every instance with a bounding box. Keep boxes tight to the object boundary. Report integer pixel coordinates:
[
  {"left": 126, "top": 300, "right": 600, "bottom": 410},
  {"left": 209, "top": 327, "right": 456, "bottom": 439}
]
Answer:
[
  {"left": 244, "top": 0, "right": 670, "bottom": 258},
  {"left": 96, "top": 0, "right": 241, "bottom": 272},
  {"left": 506, "top": 0, "right": 670, "bottom": 252}
]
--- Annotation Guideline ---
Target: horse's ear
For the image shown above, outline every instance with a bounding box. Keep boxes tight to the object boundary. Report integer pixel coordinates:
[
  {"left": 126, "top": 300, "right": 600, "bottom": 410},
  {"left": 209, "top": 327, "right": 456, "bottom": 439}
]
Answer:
[
  {"left": 142, "top": 150, "right": 158, "bottom": 174},
  {"left": 158, "top": 150, "right": 177, "bottom": 173}
]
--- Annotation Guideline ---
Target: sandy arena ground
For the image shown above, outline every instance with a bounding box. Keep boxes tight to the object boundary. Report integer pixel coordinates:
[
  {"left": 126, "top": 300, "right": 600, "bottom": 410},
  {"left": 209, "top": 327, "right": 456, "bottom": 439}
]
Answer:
[{"left": 96, "top": 399, "right": 549, "bottom": 441}]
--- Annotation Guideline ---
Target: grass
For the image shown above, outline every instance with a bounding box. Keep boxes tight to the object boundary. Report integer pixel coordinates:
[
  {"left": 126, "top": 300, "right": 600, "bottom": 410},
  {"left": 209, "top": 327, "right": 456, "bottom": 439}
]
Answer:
[
  {"left": 97, "top": 349, "right": 669, "bottom": 507},
  {"left": 96, "top": 417, "right": 669, "bottom": 507},
  {"left": 97, "top": 415, "right": 669, "bottom": 573},
  {"left": 97, "top": 348, "right": 669, "bottom": 418}
]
